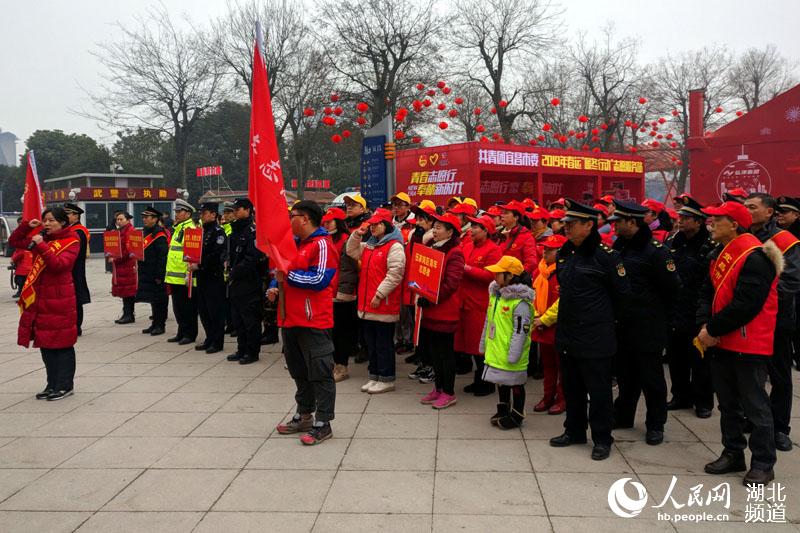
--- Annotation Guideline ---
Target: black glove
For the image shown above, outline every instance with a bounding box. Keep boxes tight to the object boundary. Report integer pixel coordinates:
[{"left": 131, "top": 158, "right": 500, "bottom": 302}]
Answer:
[{"left": 417, "top": 297, "right": 431, "bottom": 308}]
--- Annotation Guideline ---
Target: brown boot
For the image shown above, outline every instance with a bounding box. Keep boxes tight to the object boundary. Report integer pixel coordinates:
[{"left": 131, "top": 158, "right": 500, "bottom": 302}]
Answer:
[{"left": 333, "top": 364, "right": 349, "bottom": 383}]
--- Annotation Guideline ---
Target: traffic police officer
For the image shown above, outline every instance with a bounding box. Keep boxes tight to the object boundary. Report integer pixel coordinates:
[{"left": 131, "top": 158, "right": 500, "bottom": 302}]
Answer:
[
  {"left": 165, "top": 199, "right": 198, "bottom": 345},
  {"left": 665, "top": 196, "right": 717, "bottom": 418},
  {"left": 137, "top": 206, "right": 169, "bottom": 335},
  {"left": 226, "top": 198, "right": 266, "bottom": 365},
  {"left": 193, "top": 202, "right": 228, "bottom": 354},
  {"left": 63, "top": 203, "right": 91, "bottom": 336},
  {"left": 608, "top": 200, "right": 682, "bottom": 446},
  {"left": 221, "top": 201, "right": 235, "bottom": 334},
  {"left": 549, "top": 199, "right": 630, "bottom": 461}
]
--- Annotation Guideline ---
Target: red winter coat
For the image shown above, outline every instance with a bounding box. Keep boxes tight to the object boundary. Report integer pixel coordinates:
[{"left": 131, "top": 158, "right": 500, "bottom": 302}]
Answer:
[
  {"left": 455, "top": 236, "right": 502, "bottom": 355},
  {"left": 12, "top": 248, "right": 33, "bottom": 276},
  {"left": 420, "top": 236, "right": 464, "bottom": 333},
  {"left": 497, "top": 224, "right": 539, "bottom": 277},
  {"left": 10, "top": 224, "right": 79, "bottom": 349},
  {"left": 112, "top": 223, "right": 138, "bottom": 298}
]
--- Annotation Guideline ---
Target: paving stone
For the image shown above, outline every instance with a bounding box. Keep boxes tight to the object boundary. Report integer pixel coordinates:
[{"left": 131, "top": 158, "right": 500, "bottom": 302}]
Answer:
[{"left": 104, "top": 469, "right": 238, "bottom": 511}]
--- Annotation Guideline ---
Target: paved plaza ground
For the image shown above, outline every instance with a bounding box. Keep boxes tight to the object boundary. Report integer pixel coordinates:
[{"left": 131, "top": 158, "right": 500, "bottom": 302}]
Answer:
[{"left": 0, "top": 258, "right": 797, "bottom": 532}]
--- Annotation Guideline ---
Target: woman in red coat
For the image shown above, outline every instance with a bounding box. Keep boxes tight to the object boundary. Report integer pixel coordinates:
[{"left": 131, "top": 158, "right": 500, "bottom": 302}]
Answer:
[
  {"left": 456, "top": 214, "right": 502, "bottom": 396},
  {"left": 111, "top": 212, "right": 138, "bottom": 324},
  {"left": 10, "top": 207, "right": 79, "bottom": 401}
]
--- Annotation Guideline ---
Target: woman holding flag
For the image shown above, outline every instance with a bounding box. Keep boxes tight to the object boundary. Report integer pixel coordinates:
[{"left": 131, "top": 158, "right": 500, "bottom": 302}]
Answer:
[{"left": 10, "top": 207, "right": 80, "bottom": 401}]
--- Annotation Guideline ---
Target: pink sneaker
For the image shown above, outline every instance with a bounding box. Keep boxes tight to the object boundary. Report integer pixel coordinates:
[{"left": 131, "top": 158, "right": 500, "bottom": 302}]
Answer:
[
  {"left": 432, "top": 392, "right": 457, "bottom": 410},
  {"left": 420, "top": 388, "right": 441, "bottom": 404}
]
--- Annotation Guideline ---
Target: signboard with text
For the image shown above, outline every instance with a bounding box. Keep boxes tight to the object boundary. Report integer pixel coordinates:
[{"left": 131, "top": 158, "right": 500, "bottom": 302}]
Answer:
[
  {"left": 196, "top": 166, "right": 223, "bottom": 177},
  {"left": 103, "top": 230, "right": 122, "bottom": 259},
  {"left": 182, "top": 227, "right": 203, "bottom": 264},
  {"left": 45, "top": 187, "right": 177, "bottom": 203},
  {"left": 127, "top": 229, "right": 144, "bottom": 261},
  {"left": 360, "top": 135, "right": 388, "bottom": 207},
  {"left": 407, "top": 245, "right": 445, "bottom": 304}
]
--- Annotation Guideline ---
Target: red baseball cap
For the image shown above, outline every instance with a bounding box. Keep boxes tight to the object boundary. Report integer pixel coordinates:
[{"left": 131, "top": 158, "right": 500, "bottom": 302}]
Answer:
[
  {"left": 702, "top": 201, "right": 752, "bottom": 229},
  {"left": 666, "top": 208, "right": 679, "bottom": 221},
  {"left": 550, "top": 197, "right": 566, "bottom": 208},
  {"left": 485, "top": 205, "right": 503, "bottom": 217},
  {"left": 541, "top": 234, "right": 568, "bottom": 249},
  {"left": 642, "top": 199, "right": 665, "bottom": 214},
  {"left": 529, "top": 207, "right": 551, "bottom": 221},
  {"left": 449, "top": 203, "right": 477, "bottom": 216},
  {"left": 431, "top": 212, "right": 462, "bottom": 231},
  {"left": 549, "top": 208, "right": 566, "bottom": 220},
  {"left": 322, "top": 207, "right": 346, "bottom": 222},
  {"left": 599, "top": 194, "right": 615, "bottom": 205},
  {"left": 499, "top": 200, "right": 527, "bottom": 217},
  {"left": 467, "top": 214, "right": 496, "bottom": 235},
  {"left": 365, "top": 207, "right": 393, "bottom": 225},
  {"left": 593, "top": 203, "right": 610, "bottom": 217}
]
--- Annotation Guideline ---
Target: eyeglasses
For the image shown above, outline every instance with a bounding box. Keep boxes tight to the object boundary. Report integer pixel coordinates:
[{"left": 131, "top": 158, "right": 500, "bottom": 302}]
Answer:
[{"left": 290, "top": 214, "right": 306, "bottom": 218}]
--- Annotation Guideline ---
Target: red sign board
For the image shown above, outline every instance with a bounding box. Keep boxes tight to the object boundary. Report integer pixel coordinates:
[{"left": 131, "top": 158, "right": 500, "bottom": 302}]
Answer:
[
  {"left": 291, "top": 179, "right": 331, "bottom": 189},
  {"left": 45, "top": 187, "right": 177, "bottom": 203},
  {"left": 182, "top": 227, "right": 203, "bottom": 264},
  {"left": 196, "top": 166, "right": 223, "bottom": 177},
  {"left": 127, "top": 229, "right": 144, "bottom": 261},
  {"left": 103, "top": 230, "right": 122, "bottom": 259},
  {"left": 407, "top": 245, "right": 445, "bottom": 303}
]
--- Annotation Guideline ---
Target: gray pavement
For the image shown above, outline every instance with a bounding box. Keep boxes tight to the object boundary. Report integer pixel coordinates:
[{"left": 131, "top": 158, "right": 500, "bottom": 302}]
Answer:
[{"left": 0, "top": 258, "right": 797, "bottom": 532}]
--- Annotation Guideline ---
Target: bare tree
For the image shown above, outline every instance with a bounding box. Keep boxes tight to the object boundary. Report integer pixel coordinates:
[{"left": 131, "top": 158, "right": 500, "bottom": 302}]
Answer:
[
  {"left": 729, "top": 45, "right": 796, "bottom": 111},
  {"left": 85, "top": 7, "right": 228, "bottom": 188},
  {"left": 452, "top": 0, "right": 562, "bottom": 141}
]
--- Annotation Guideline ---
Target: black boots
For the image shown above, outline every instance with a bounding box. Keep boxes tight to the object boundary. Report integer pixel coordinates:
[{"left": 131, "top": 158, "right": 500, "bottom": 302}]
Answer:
[
  {"left": 490, "top": 403, "right": 509, "bottom": 426},
  {"left": 704, "top": 451, "right": 746, "bottom": 475}
]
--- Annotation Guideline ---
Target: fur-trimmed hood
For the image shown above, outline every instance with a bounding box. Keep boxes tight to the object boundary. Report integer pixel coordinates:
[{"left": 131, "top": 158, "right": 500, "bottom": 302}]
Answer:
[
  {"left": 762, "top": 239, "right": 785, "bottom": 277},
  {"left": 488, "top": 281, "right": 535, "bottom": 301}
]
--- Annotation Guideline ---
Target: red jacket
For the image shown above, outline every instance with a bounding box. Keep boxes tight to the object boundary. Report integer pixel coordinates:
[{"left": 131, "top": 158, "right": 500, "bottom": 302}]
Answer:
[
  {"left": 12, "top": 248, "right": 33, "bottom": 276},
  {"left": 10, "top": 224, "right": 79, "bottom": 349},
  {"left": 455, "top": 237, "right": 502, "bottom": 355},
  {"left": 112, "top": 223, "right": 138, "bottom": 298},
  {"left": 329, "top": 231, "right": 348, "bottom": 296},
  {"left": 497, "top": 225, "right": 539, "bottom": 277},
  {"left": 280, "top": 228, "right": 339, "bottom": 329},
  {"left": 420, "top": 236, "right": 464, "bottom": 333}
]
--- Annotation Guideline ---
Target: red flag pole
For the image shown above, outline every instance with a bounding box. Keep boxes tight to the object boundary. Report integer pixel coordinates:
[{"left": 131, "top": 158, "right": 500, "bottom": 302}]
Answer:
[{"left": 22, "top": 151, "right": 44, "bottom": 238}]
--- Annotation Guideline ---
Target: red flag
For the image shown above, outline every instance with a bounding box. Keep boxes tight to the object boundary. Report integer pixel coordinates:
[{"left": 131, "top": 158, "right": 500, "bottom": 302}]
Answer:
[
  {"left": 248, "top": 24, "right": 296, "bottom": 272},
  {"left": 22, "top": 151, "right": 44, "bottom": 222}
]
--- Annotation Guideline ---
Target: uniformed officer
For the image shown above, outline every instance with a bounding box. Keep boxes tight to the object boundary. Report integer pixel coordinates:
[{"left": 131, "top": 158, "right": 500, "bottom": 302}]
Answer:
[
  {"left": 608, "top": 200, "right": 682, "bottom": 446},
  {"left": 63, "top": 203, "right": 91, "bottom": 336},
  {"left": 549, "top": 199, "right": 630, "bottom": 461},
  {"left": 193, "top": 202, "right": 228, "bottom": 354},
  {"left": 226, "top": 198, "right": 266, "bottom": 364},
  {"left": 137, "top": 206, "right": 169, "bottom": 335},
  {"left": 665, "top": 196, "right": 717, "bottom": 418},
  {"left": 165, "top": 199, "right": 199, "bottom": 345},
  {"left": 221, "top": 201, "right": 235, "bottom": 334}
]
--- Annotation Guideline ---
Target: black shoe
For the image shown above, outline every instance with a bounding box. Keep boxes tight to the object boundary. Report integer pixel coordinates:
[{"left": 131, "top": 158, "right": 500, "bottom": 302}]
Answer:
[
  {"left": 666, "top": 399, "right": 692, "bottom": 411},
  {"left": 226, "top": 353, "right": 243, "bottom": 362},
  {"left": 463, "top": 382, "right": 476, "bottom": 394},
  {"left": 549, "top": 432, "right": 587, "bottom": 447},
  {"left": 238, "top": 356, "right": 259, "bottom": 365},
  {"left": 775, "top": 432, "right": 793, "bottom": 452},
  {"left": 46, "top": 389, "right": 74, "bottom": 401},
  {"left": 404, "top": 352, "right": 420, "bottom": 364},
  {"left": 205, "top": 346, "right": 223, "bottom": 354},
  {"left": 743, "top": 468, "right": 775, "bottom": 486},
  {"left": 195, "top": 342, "right": 210, "bottom": 351},
  {"left": 695, "top": 407, "right": 713, "bottom": 419},
  {"left": 491, "top": 403, "right": 510, "bottom": 426},
  {"left": 591, "top": 442, "right": 612, "bottom": 461},
  {"left": 115, "top": 315, "right": 135, "bottom": 325},
  {"left": 177, "top": 337, "right": 195, "bottom": 346},
  {"left": 141, "top": 325, "right": 154, "bottom": 334},
  {"left": 150, "top": 326, "right": 165, "bottom": 336},
  {"left": 35, "top": 388, "right": 53, "bottom": 400},
  {"left": 704, "top": 451, "right": 746, "bottom": 475},
  {"left": 260, "top": 334, "right": 279, "bottom": 345},
  {"left": 167, "top": 335, "right": 181, "bottom": 343},
  {"left": 497, "top": 409, "right": 525, "bottom": 430},
  {"left": 645, "top": 429, "right": 664, "bottom": 445}
]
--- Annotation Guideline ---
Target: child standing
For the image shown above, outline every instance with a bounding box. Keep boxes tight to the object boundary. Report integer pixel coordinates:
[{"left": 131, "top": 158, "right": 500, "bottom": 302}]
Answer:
[{"left": 481, "top": 256, "right": 534, "bottom": 429}]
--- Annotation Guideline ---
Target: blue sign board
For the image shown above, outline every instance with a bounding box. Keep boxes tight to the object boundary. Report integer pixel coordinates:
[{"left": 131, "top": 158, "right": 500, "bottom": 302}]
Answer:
[{"left": 360, "top": 135, "right": 387, "bottom": 208}]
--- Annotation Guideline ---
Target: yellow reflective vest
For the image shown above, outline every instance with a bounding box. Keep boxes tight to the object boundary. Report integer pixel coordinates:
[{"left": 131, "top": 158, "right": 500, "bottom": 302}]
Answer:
[{"left": 165, "top": 218, "right": 197, "bottom": 286}]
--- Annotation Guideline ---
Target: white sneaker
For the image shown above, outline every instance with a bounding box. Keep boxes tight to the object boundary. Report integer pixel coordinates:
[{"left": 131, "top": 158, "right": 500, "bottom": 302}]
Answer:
[
  {"left": 367, "top": 381, "right": 395, "bottom": 394},
  {"left": 361, "top": 380, "right": 378, "bottom": 392}
]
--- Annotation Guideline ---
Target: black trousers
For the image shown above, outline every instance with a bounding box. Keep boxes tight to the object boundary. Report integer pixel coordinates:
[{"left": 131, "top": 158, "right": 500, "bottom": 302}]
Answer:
[
  {"left": 122, "top": 296, "right": 135, "bottom": 318},
  {"left": 41, "top": 347, "right": 76, "bottom": 391},
  {"left": 614, "top": 347, "right": 668, "bottom": 431},
  {"left": 231, "top": 295, "right": 262, "bottom": 358},
  {"left": 769, "top": 329, "right": 794, "bottom": 435},
  {"left": 170, "top": 284, "right": 197, "bottom": 340},
  {"left": 709, "top": 350, "right": 775, "bottom": 471},
  {"left": 197, "top": 277, "right": 226, "bottom": 349},
  {"left": 561, "top": 354, "right": 614, "bottom": 445},
  {"left": 667, "top": 330, "right": 714, "bottom": 410},
  {"left": 151, "top": 296, "right": 168, "bottom": 328},
  {"left": 14, "top": 274, "right": 25, "bottom": 293},
  {"left": 283, "top": 327, "right": 336, "bottom": 422},
  {"left": 332, "top": 300, "right": 358, "bottom": 366},
  {"left": 76, "top": 302, "right": 84, "bottom": 335},
  {"left": 421, "top": 328, "right": 455, "bottom": 395}
]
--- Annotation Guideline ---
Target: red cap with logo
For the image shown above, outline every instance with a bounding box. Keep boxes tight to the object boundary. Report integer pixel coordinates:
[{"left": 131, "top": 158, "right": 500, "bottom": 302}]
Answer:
[
  {"left": 450, "top": 203, "right": 477, "bottom": 216},
  {"left": 485, "top": 205, "right": 503, "bottom": 217},
  {"left": 701, "top": 201, "right": 752, "bottom": 229},
  {"left": 365, "top": 207, "right": 394, "bottom": 225},
  {"left": 541, "top": 234, "right": 568, "bottom": 249},
  {"left": 642, "top": 199, "right": 665, "bottom": 214},
  {"left": 467, "top": 214, "right": 496, "bottom": 235},
  {"left": 322, "top": 207, "right": 346, "bottom": 222},
  {"left": 431, "top": 212, "right": 462, "bottom": 231},
  {"left": 529, "top": 207, "right": 551, "bottom": 220},
  {"left": 549, "top": 208, "right": 566, "bottom": 220},
  {"left": 499, "top": 200, "right": 527, "bottom": 217}
]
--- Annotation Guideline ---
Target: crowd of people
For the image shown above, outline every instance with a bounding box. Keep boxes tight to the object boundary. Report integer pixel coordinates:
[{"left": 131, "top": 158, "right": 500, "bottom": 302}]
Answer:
[{"left": 8, "top": 185, "right": 800, "bottom": 485}]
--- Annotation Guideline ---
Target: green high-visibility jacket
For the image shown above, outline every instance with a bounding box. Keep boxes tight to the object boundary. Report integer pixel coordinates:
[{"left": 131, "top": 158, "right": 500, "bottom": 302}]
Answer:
[
  {"left": 165, "top": 218, "right": 197, "bottom": 286},
  {"left": 484, "top": 289, "right": 533, "bottom": 373}
]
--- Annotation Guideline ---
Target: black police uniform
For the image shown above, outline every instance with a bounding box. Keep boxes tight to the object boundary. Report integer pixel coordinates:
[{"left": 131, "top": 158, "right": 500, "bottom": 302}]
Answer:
[
  {"left": 196, "top": 210, "right": 228, "bottom": 353},
  {"left": 227, "top": 212, "right": 266, "bottom": 363},
  {"left": 665, "top": 201, "right": 716, "bottom": 414},
  {"left": 136, "top": 216, "right": 169, "bottom": 335},
  {"left": 610, "top": 203, "right": 682, "bottom": 438},
  {"left": 552, "top": 200, "right": 630, "bottom": 452}
]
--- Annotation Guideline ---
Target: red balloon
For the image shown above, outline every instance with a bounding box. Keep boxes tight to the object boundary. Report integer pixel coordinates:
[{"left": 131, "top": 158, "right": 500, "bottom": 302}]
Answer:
[
  {"left": 591, "top": 136, "right": 600, "bottom": 142},
  {"left": 629, "top": 146, "right": 638, "bottom": 153},
  {"left": 578, "top": 115, "right": 588, "bottom": 123},
  {"left": 416, "top": 83, "right": 425, "bottom": 91},
  {"left": 651, "top": 141, "right": 659, "bottom": 147},
  {"left": 492, "top": 132, "right": 501, "bottom": 140},
  {"left": 591, "top": 128, "right": 599, "bottom": 135},
  {"left": 638, "top": 97, "right": 647, "bottom": 104},
  {"left": 624, "top": 119, "right": 632, "bottom": 127},
  {"left": 356, "top": 116, "right": 367, "bottom": 126},
  {"left": 581, "top": 144, "right": 589, "bottom": 151},
  {"left": 529, "top": 139, "right": 537, "bottom": 146},
  {"left": 490, "top": 107, "right": 497, "bottom": 114},
  {"left": 600, "top": 123, "right": 608, "bottom": 130},
  {"left": 322, "top": 116, "right": 336, "bottom": 126},
  {"left": 437, "top": 103, "right": 446, "bottom": 111},
  {"left": 666, "top": 133, "right": 673, "bottom": 139},
  {"left": 356, "top": 102, "right": 369, "bottom": 113},
  {"left": 331, "top": 134, "right": 342, "bottom": 144},
  {"left": 657, "top": 134, "right": 663, "bottom": 139},
  {"left": 649, "top": 131, "right": 657, "bottom": 137},
  {"left": 639, "top": 127, "right": 647, "bottom": 133},
  {"left": 550, "top": 98, "right": 560, "bottom": 106},
  {"left": 736, "top": 110, "right": 744, "bottom": 117},
  {"left": 714, "top": 106, "right": 723, "bottom": 113},
  {"left": 438, "top": 121, "right": 449, "bottom": 130},
  {"left": 303, "top": 107, "right": 314, "bottom": 117},
  {"left": 568, "top": 129, "right": 575, "bottom": 137},
  {"left": 498, "top": 99, "right": 508, "bottom": 108},
  {"left": 669, "top": 141, "right": 678, "bottom": 148},
  {"left": 333, "top": 106, "right": 343, "bottom": 116},
  {"left": 475, "top": 124, "right": 486, "bottom": 133},
  {"left": 542, "top": 123, "right": 552, "bottom": 132},
  {"left": 592, "top": 147, "right": 600, "bottom": 153},
  {"left": 426, "top": 89, "right": 436, "bottom": 97},
  {"left": 330, "top": 94, "right": 340, "bottom": 102},
  {"left": 537, "top": 135, "right": 545, "bottom": 141},
  {"left": 454, "top": 97, "right": 464, "bottom": 105},
  {"left": 394, "top": 130, "right": 405, "bottom": 140},
  {"left": 437, "top": 81, "right": 446, "bottom": 89},
  {"left": 631, "top": 122, "right": 639, "bottom": 129},
  {"left": 671, "top": 109, "right": 679, "bottom": 116},
  {"left": 412, "top": 135, "right": 422, "bottom": 144},
  {"left": 448, "top": 109, "right": 458, "bottom": 118},
  {"left": 323, "top": 106, "right": 333, "bottom": 115},
  {"left": 442, "top": 87, "right": 452, "bottom": 95},
  {"left": 558, "top": 135, "right": 567, "bottom": 143},
  {"left": 473, "top": 107, "right": 482, "bottom": 115},
  {"left": 480, "top": 135, "right": 489, "bottom": 142},
  {"left": 342, "top": 129, "right": 352, "bottom": 138},
  {"left": 658, "top": 117, "right": 666, "bottom": 124},
  {"left": 423, "top": 99, "right": 432, "bottom": 107}
]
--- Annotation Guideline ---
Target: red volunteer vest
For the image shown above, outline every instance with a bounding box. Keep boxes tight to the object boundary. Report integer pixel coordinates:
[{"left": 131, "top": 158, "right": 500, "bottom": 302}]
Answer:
[
  {"left": 358, "top": 240, "right": 402, "bottom": 316},
  {"left": 771, "top": 229, "right": 800, "bottom": 254},
  {"left": 710, "top": 233, "right": 777, "bottom": 356}
]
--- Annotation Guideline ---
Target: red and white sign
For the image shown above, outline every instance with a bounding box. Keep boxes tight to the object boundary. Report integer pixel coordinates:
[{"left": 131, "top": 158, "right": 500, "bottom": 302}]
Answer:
[
  {"left": 716, "top": 155, "right": 771, "bottom": 201},
  {"left": 290, "top": 179, "right": 331, "bottom": 189},
  {"left": 196, "top": 166, "right": 223, "bottom": 177}
]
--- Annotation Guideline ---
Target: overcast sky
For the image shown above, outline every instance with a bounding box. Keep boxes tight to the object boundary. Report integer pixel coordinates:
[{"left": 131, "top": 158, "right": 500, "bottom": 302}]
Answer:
[{"left": 1, "top": 0, "right": 798, "bottom": 161}]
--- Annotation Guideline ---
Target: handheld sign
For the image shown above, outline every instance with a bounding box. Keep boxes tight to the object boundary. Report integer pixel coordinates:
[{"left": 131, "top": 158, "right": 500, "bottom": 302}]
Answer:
[
  {"left": 182, "top": 227, "right": 203, "bottom": 264},
  {"left": 103, "top": 230, "right": 122, "bottom": 259},
  {"left": 407, "top": 245, "right": 445, "bottom": 303},
  {"left": 127, "top": 229, "right": 144, "bottom": 261}
]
